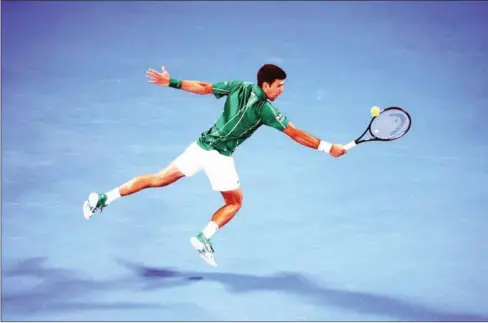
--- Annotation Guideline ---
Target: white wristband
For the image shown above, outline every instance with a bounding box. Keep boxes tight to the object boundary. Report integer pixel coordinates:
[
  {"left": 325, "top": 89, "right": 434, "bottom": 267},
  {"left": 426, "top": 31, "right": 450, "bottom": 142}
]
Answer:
[{"left": 318, "top": 140, "right": 332, "bottom": 153}]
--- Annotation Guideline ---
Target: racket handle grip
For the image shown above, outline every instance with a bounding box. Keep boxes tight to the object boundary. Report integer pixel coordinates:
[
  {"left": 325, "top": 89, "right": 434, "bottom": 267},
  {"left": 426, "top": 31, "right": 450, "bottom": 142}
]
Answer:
[{"left": 344, "top": 141, "right": 356, "bottom": 150}]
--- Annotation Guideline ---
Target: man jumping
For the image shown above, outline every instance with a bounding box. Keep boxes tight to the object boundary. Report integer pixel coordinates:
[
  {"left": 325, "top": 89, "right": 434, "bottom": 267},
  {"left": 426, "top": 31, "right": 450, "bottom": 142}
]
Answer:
[{"left": 82, "top": 64, "right": 346, "bottom": 266}]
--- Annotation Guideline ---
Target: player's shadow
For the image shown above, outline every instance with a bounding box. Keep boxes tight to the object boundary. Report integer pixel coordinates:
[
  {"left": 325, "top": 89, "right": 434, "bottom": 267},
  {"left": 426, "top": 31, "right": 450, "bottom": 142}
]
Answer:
[
  {"left": 118, "top": 259, "right": 488, "bottom": 322},
  {"left": 2, "top": 257, "right": 166, "bottom": 317}
]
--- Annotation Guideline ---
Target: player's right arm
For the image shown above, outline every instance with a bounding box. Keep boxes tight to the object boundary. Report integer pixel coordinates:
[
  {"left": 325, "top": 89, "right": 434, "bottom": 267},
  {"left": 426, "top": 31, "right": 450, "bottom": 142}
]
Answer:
[
  {"left": 261, "top": 102, "right": 345, "bottom": 158},
  {"left": 283, "top": 123, "right": 345, "bottom": 157}
]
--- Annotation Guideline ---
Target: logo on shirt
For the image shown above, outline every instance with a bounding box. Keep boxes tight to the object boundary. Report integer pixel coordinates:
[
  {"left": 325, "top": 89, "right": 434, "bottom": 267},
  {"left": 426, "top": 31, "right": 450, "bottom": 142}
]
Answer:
[{"left": 276, "top": 113, "right": 285, "bottom": 123}]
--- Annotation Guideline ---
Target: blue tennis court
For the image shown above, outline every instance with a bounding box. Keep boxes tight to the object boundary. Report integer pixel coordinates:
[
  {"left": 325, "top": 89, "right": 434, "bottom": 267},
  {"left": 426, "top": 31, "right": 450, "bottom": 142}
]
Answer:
[{"left": 2, "top": 1, "right": 488, "bottom": 321}]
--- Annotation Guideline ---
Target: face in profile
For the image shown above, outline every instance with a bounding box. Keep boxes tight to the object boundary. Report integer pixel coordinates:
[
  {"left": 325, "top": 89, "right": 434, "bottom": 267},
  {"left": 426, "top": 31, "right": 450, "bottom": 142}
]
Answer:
[{"left": 262, "top": 79, "right": 285, "bottom": 101}]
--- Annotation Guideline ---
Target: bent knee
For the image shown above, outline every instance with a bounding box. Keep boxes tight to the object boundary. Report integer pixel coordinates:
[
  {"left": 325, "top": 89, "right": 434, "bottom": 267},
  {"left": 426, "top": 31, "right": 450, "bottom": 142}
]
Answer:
[
  {"left": 228, "top": 200, "right": 242, "bottom": 214},
  {"left": 222, "top": 189, "right": 243, "bottom": 207},
  {"left": 232, "top": 192, "right": 243, "bottom": 206},
  {"left": 231, "top": 198, "right": 243, "bottom": 210}
]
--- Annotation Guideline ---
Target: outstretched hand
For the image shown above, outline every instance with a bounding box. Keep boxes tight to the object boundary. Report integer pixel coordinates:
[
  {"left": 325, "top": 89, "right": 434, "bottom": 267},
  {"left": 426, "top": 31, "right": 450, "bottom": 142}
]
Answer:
[
  {"left": 329, "top": 144, "right": 347, "bottom": 158},
  {"left": 146, "top": 65, "right": 170, "bottom": 86}
]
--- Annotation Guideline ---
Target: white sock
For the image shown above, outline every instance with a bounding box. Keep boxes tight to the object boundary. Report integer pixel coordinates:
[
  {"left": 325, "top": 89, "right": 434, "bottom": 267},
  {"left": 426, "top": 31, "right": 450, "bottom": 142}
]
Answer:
[
  {"left": 202, "top": 221, "right": 219, "bottom": 239},
  {"left": 105, "top": 187, "right": 121, "bottom": 205}
]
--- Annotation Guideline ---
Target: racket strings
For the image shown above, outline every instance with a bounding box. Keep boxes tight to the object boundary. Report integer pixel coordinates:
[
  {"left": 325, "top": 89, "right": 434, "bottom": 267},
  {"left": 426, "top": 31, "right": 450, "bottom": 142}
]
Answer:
[{"left": 370, "top": 110, "right": 411, "bottom": 140}]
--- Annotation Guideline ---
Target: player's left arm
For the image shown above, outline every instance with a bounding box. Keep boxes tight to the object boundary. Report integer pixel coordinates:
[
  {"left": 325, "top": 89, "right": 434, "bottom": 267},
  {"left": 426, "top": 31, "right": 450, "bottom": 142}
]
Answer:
[
  {"left": 146, "top": 66, "right": 214, "bottom": 95},
  {"left": 146, "top": 66, "right": 246, "bottom": 97},
  {"left": 175, "top": 80, "right": 244, "bottom": 96},
  {"left": 179, "top": 80, "right": 214, "bottom": 95},
  {"left": 174, "top": 79, "right": 245, "bottom": 97}
]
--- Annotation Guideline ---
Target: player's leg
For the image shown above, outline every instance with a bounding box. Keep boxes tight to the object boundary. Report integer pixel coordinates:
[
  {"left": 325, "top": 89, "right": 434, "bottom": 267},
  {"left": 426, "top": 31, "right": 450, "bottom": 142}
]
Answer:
[
  {"left": 190, "top": 151, "right": 242, "bottom": 266},
  {"left": 211, "top": 188, "right": 243, "bottom": 228},
  {"left": 83, "top": 163, "right": 186, "bottom": 219},
  {"left": 83, "top": 142, "right": 203, "bottom": 219},
  {"left": 118, "top": 163, "right": 185, "bottom": 197},
  {"left": 195, "top": 187, "right": 243, "bottom": 240}
]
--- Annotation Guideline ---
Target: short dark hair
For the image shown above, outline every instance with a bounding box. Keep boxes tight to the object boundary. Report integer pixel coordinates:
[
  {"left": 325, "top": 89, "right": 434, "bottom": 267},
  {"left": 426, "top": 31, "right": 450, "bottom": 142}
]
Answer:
[{"left": 257, "top": 64, "right": 287, "bottom": 88}]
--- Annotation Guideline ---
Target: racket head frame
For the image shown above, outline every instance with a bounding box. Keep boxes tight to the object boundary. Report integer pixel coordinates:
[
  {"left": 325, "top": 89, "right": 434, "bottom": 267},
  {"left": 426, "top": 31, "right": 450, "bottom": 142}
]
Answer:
[{"left": 355, "top": 106, "right": 412, "bottom": 144}]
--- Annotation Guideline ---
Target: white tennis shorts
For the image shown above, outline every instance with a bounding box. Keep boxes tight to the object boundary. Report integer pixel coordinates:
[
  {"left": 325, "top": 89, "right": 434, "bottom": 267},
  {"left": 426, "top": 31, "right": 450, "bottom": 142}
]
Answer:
[{"left": 174, "top": 142, "right": 240, "bottom": 192}]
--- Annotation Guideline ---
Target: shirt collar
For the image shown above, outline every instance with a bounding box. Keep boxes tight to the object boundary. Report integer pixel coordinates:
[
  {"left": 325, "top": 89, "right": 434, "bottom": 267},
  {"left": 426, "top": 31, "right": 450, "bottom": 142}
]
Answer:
[{"left": 253, "top": 84, "right": 268, "bottom": 100}]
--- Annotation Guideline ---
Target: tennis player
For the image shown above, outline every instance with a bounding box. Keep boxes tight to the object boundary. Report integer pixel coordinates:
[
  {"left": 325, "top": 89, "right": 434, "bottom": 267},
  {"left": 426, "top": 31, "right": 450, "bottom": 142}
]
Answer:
[{"left": 82, "top": 64, "right": 346, "bottom": 266}]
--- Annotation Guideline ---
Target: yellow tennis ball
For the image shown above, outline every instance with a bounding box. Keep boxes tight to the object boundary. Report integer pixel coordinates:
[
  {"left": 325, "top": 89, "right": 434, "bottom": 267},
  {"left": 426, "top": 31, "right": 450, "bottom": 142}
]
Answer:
[{"left": 370, "top": 106, "right": 381, "bottom": 117}]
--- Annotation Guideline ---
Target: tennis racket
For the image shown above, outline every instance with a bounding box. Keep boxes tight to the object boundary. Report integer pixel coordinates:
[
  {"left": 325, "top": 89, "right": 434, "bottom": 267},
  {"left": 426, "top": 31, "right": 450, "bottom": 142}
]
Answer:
[{"left": 344, "top": 106, "right": 412, "bottom": 150}]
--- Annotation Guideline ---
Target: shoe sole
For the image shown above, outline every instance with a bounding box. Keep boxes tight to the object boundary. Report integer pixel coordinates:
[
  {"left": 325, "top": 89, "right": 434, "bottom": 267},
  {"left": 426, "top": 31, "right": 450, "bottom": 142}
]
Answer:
[
  {"left": 190, "top": 236, "right": 217, "bottom": 267},
  {"left": 82, "top": 193, "right": 99, "bottom": 220},
  {"left": 83, "top": 201, "right": 94, "bottom": 220}
]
